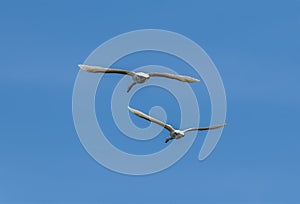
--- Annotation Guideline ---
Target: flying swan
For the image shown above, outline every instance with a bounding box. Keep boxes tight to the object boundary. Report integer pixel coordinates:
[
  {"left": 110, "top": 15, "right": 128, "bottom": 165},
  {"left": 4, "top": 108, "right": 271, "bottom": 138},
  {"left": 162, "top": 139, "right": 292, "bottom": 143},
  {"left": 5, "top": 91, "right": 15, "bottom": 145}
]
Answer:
[
  {"left": 128, "top": 106, "right": 227, "bottom": 143},
  {"left": 78, "top": 64, "right": 200, "bottom": 92}
]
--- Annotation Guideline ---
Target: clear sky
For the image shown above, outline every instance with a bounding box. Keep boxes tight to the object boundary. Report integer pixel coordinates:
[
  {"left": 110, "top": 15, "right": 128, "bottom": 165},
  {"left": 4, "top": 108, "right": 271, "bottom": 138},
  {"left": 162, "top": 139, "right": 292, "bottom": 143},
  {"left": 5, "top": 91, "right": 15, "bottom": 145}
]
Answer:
[{"left": 1, "top": 0, "right": 299, "bottom": 203}]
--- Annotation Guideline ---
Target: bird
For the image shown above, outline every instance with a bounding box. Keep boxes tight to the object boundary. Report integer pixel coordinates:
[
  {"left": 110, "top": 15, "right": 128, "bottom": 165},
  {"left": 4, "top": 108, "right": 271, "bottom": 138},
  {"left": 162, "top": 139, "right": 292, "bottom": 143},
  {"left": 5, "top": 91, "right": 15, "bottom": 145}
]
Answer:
[
  {"left": 78, "top": 64, "right": 200, "bottom": 92},
  {"left": 128, "top": 106, "right": 227, "bottom": 143}
]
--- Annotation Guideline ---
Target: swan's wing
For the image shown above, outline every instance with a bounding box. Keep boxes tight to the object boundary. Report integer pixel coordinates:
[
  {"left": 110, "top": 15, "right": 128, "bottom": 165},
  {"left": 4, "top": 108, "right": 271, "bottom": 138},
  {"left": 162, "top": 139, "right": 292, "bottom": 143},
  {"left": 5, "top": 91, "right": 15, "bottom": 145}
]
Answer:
[
  {"left": 78, "top": 64, "right": 134, "bottom": 76},
  {"left": 183, "top": 123, "right": 227, "bottom": 133},
  {"left": 128, "top": 107, "right": 175, "bottom": 132},
  {"left": 148, "top": 72, "right": 200, "bottom": 82}
]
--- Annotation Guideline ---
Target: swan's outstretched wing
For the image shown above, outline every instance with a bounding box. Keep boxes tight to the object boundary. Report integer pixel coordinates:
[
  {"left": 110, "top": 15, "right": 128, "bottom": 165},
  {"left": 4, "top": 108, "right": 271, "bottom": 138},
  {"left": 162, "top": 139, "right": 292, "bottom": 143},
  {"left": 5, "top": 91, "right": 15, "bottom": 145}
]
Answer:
[
  {"left": 78, "top": 64, "right": 135, "bottom": 76},
  {"left": 128, "top": 107, "right": 175, "bottom": 132},
  {"left": 148, "top": 72, "right": 200, "bottom": 83},
  {"left": 183, "top": 123, "right": 227, "bottom": 133}
]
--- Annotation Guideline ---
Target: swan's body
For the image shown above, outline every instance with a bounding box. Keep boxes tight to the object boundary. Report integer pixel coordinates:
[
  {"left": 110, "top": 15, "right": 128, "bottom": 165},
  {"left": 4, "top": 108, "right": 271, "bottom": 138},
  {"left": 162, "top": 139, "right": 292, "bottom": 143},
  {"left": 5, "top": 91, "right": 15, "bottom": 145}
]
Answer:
[
  {"left": 128, "top": 107, "right": 227, "bottom": 143},
  {"left": 133, "top": 72, "right": 150, "bottom": 83},
  {"left": 79, "top": 64, "right": 200, "bottom": 92}
]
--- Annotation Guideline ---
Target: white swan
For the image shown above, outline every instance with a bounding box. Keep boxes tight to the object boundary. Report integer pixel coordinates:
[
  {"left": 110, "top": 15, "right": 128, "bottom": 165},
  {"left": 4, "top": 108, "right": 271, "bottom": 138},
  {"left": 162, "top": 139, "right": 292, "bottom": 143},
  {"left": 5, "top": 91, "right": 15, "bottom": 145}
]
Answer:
[
  {"left": 78, "top": 64, "right": 200, "bottom": 92},
  {"left": 128, "top": 107, "right": 227, "bottom": 143}
]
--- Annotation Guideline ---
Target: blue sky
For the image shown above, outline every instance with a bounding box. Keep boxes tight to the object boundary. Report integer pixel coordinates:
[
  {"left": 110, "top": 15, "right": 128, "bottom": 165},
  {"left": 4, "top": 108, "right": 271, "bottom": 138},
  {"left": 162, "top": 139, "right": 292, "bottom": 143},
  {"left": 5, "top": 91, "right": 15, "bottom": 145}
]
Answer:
[{"left": 1, "top": 0, "right": 299, "bottom": 203}]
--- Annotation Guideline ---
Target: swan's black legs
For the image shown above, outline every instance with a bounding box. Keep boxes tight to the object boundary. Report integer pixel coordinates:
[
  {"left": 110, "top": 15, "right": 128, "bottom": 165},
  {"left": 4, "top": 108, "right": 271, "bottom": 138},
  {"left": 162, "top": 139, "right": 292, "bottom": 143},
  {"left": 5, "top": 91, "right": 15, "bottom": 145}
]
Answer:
[
  {"left": 165, "top": 137, "right": 173, "bottom": 143},
  {"left": 127, "top": 82, "right": 137, "bottom": 92}
]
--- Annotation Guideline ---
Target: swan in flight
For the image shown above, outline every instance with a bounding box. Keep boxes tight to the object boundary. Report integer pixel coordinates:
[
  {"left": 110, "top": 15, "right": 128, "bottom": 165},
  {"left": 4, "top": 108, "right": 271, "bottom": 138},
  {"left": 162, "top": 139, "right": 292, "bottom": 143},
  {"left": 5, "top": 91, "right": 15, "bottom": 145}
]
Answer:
[
  {"left": 78, "top": 64, "right": 200, "bottom": 92},
  {"left": 128, "top": 107, "right": 227, "bottom": 143}
]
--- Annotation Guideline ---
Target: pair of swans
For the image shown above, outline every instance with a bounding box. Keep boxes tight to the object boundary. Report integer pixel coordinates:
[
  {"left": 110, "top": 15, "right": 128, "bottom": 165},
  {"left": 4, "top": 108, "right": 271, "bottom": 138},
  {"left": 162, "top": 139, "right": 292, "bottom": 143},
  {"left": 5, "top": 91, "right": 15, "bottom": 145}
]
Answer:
[{"left": 79, "top": 64, "right": 226, "bottom": 143}]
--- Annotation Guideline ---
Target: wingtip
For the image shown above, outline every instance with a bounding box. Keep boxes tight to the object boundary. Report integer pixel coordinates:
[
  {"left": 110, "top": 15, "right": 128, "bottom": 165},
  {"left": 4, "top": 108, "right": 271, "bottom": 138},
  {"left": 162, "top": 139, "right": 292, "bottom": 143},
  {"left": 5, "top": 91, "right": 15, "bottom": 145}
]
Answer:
[
  {"left": 78, "top": 64, "right": 88, "bottom": 71},
  {"left": 191, "top": 76, "right": 201, "bottom": 82},
  {"left": 217, "top": 123, "right": 228, "bottom": 128},
  {"left": 128, "top": 106, "right": 139, "bottom": 115},
  {"left": 186, "top": 76, "right": 200, "bottom": 83},
  {"left": 128, "top": 106, "right": 134, "bottom": 112}
]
